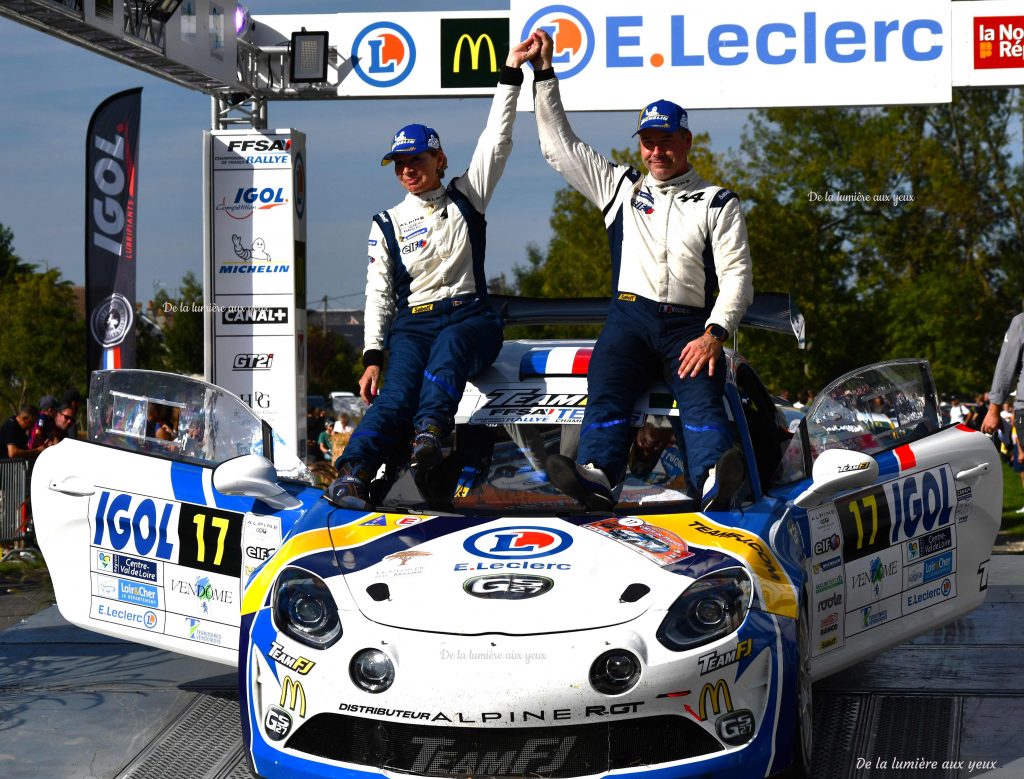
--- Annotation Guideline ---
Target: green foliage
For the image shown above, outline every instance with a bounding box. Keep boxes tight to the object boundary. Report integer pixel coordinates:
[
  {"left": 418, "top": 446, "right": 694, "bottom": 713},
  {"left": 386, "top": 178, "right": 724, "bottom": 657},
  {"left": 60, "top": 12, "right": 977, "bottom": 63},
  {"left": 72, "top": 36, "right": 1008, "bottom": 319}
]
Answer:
[
  {"left": 307, "top": 327, "right": 362, "bottom": 397},
  {"left": 0, "top": 224, "right": 35, "bottom": 283},
  {"left": 0, "top": 268, "right": 85, "bottom": 413}
]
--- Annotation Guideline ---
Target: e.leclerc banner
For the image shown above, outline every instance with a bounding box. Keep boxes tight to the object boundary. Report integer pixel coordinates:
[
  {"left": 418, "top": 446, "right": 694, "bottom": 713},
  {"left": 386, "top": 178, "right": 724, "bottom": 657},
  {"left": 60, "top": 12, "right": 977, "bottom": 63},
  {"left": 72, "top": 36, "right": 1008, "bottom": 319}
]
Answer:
[{"left": 85, "top": 88, "right": 141, "bottom": 372}]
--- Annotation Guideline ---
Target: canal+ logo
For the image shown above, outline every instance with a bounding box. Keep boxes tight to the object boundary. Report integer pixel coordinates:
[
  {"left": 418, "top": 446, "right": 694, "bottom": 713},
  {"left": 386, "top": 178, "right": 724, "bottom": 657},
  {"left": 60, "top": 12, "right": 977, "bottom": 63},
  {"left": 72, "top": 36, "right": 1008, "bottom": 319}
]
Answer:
[
  {"left": 522, "top": 6, "right": 595, "bottom": 79},
  {"left": 353, "top": 22, "right": 416, "bottom": 87},
  {"left": 464, "top": 526, "right": 574, "bottom": 559}
]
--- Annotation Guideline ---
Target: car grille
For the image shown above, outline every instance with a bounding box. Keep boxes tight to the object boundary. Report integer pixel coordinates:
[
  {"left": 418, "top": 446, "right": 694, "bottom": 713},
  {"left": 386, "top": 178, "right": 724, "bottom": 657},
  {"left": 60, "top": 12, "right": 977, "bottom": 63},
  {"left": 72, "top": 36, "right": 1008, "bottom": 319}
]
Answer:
[{"left": 285, "top": 714, "right": 722, "bottom": 777}]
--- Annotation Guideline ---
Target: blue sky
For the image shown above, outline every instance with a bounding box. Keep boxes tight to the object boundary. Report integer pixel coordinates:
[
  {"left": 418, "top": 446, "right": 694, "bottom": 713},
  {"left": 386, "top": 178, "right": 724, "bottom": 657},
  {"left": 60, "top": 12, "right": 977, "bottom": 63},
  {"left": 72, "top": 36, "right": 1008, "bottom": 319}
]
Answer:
[{"left": 0, "top": 1, "right": 747, "bottom": 311}]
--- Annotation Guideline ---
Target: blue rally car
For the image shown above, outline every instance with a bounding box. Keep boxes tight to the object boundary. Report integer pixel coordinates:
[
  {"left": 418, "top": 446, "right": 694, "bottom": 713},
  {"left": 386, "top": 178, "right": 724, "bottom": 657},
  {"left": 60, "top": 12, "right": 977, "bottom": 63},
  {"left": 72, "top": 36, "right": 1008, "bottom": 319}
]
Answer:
[{"left": 33, "top": 296, "right": 1000, "bottom": 779}]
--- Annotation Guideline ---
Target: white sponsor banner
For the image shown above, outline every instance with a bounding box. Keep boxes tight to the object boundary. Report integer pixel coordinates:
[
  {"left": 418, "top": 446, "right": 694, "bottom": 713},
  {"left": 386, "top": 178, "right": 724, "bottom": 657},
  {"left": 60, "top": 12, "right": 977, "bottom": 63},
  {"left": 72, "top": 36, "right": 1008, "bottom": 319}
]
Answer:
[
  {"left": 90, "top": 595, "right": 165, "bottom": 635},
  {"left": 844, "top": 546, "right": 902, "bottom": 612},
  {"left": 164, "top": 565, "right": 240, "bottom": 627},
  {"left": 951, "top": 0, "right": 1024, "bottom": 86},
  {"left": 510, "top": 0, "right": 952, "bottom": 109},
  {"left": 207, "top": 130, "right": 307, "bottom": 459},
  {"left": 254, "top": 2, "right": 951, "bottom": 108},
  {"left": 163, "top": 612, "right": 241, "bottom": 650}
]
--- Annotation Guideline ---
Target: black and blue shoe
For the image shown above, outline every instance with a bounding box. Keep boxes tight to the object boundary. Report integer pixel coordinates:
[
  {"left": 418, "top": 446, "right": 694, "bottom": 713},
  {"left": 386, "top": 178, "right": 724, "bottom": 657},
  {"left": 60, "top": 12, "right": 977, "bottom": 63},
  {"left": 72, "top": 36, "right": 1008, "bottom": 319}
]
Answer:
[{"left": 545, "top": 454, "right": 615, "bottom": 511}]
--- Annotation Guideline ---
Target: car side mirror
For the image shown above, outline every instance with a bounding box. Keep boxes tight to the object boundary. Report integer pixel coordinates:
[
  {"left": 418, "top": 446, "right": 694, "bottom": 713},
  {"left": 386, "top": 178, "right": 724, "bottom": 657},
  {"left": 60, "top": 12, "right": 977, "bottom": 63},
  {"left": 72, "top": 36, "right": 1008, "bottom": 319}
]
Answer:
[
  {"left": 793, "top": 449, "right": 879, "bottom": 509},
  {"left": 213, "top": 454, "right": 301, "bottom": 510}
]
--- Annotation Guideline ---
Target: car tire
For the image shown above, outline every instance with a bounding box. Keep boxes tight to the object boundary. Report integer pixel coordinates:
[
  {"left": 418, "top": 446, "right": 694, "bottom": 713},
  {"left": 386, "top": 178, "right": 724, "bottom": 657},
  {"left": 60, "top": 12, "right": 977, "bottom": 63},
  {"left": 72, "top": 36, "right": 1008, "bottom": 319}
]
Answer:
[{"left": 792, "top": 593, "right": 814, "bottom": 777}]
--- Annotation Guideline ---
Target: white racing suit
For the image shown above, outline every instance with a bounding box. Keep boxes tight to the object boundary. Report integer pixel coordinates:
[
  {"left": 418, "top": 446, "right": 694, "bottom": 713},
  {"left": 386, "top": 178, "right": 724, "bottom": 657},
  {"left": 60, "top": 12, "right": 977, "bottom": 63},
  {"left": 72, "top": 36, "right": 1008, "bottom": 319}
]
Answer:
[
  {"left": 340, "top": 73, "right": 522, "bottom": 477},
  {"left": 534, "top": 74, "right": 754, "bottom": 487}
]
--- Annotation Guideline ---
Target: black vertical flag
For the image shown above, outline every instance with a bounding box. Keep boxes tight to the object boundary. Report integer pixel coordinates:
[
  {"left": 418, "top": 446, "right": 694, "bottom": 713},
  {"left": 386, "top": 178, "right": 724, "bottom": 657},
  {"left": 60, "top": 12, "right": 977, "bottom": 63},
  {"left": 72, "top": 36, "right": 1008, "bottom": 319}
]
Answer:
[{"left": 85, "top": 88, "right": 141, "bottom": 372}]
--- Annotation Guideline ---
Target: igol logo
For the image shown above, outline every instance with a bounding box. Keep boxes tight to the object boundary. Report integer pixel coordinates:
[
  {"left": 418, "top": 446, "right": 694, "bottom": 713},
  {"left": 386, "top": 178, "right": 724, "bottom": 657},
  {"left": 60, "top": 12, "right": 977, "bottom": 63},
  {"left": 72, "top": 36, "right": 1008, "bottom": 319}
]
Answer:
[
  {"left": 522, "top": 5, "right": 595, "bottom": 79},
  {"left": 463, "top": 526, "right": 573, "bottom": 559},
  {"left": 352, "top": 22, "right": 416, "bottom": 86}
]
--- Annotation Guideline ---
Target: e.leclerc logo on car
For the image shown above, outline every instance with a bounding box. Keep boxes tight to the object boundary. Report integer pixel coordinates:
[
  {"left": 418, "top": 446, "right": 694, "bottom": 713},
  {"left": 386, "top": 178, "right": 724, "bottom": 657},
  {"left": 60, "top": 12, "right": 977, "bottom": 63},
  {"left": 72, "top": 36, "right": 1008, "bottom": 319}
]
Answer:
[
  {"left": 463, "top": 526, "right": 573, "bottom": 559},
  {"left": 352, "top": 22, "right": 416, "bottom": 86},
  {"left": 522, "top": 5, "right": 595, "bottom": 79}
]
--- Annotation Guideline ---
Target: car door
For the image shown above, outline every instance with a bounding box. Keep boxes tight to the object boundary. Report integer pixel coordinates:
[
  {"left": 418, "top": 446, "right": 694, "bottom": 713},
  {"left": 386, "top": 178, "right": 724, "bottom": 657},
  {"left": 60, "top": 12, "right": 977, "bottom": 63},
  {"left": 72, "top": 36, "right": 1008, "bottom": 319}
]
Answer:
[
  {"left": 33, "top": 369, "right": 321, "bottom": 666},
  {"left": 795, "top": 360, "right": 1001, "bottom": 680}
]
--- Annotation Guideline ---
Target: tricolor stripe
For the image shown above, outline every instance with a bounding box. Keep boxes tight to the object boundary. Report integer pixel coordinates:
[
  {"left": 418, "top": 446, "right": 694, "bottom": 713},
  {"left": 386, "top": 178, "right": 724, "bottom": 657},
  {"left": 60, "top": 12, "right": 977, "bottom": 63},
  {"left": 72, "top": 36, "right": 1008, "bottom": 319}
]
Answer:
[
  {"left": 102, "top": 347, "right": 121, "bottom": 369},
  {"left": 520, "top": 347, "right": 592, "bottom": 379}
]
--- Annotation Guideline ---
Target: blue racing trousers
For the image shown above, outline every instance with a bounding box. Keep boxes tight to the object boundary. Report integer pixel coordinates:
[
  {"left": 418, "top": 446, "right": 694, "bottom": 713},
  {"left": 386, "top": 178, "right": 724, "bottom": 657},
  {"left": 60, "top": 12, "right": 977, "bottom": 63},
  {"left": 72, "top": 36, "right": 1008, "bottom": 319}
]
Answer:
[
  {"left": 340, "top": 297, "right": 503, "bottom": 475},
  {"left": 577, "top": 294, "right": 733, "bottom": 489}
]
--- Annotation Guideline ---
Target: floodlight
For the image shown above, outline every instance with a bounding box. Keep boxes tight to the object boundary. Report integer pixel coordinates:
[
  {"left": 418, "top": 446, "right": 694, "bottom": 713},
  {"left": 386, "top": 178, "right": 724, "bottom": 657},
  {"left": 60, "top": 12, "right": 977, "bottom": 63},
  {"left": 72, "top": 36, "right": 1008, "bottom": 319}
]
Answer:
[
  {"left": 148, "top": 0, "right": 185, "bottom": 23},
  {"left": 290, "top": 29, "right": 329, "bottom": 84},
  {"left": 234, "top": 4, "right": 251, "bottom": 35}
]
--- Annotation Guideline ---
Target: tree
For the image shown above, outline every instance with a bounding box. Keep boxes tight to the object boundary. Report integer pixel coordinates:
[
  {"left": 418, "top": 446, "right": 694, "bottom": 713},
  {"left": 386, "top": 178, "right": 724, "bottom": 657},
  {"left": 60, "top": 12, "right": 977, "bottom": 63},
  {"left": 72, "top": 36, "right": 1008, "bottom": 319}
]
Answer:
[
  {"left": 0, "top": 224, "right": 35, "bottom": 283},
  {"left": 158, "top": 272, "right": 204, "bottom": 375},
  {"left": 307, "top": 327, "right": 362, "bottom": 398},
  {"left": 0, "top": 269, "right": 85, "bottom": 413},
  {"left": 725, "top": 89, "right": 1024, "bottom": 394}
]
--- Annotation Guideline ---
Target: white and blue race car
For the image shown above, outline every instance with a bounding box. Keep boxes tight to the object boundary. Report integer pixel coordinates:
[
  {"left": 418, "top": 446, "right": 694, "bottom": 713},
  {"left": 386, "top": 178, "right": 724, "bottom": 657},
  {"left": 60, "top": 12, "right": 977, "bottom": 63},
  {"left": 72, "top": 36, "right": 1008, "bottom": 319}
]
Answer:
[{"left": 33, "top": 297, "right": 1000, "bottom": 779}]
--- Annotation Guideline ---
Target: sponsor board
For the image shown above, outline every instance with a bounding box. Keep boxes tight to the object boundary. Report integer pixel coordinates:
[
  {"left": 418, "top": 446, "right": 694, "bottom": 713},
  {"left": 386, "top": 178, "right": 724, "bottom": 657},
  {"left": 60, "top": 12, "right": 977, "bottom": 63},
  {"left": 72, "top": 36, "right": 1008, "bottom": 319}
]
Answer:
[
  {"left": 163, "top": 566, "right": 239, "bottom": 626},
  {"left": 845, "top": 594, "right": 902, "bottom": 637},
  {"left": 93, "top": 549, "right": 162, "bottom": 584},
  {"left": 164, "top": 614, "right": 239, "bottom": 648},
  {"left": 905, "top": 549, "right": 956, "bottom": 589},
  {"left": 242, "top": 514, "right": 283, "bottom": 581},
  {"left": 212, "top": 135, "right": 293, "bottom": 170},
  {"left": 586, "top": 517, "right": 694, "bottom": 565},
  {"left": 904, "top": 576, "right": 957, "bottom": 615},
  {"left": 834, "top": 465, "right": 957, "bottom": 563},
  {"left": 90, "top": 490, "right": 179, "bottom": 563},
  {"left": 93, "top": 574, "right": 161, "bottom": 609},
  {"left": 90, "top": 596, "right": 163, "bottom": 633},
  {"left": 844, "top": 547, "right": 902, "bottom": 611}
]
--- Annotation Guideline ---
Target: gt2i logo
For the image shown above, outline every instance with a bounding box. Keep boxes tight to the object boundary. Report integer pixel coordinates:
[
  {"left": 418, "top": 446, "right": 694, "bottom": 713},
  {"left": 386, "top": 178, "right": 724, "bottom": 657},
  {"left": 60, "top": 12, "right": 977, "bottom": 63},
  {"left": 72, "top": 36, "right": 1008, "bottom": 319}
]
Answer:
[
  {"left": 92, "top": 491, "right": 176, "bottom": 561},
  {"left": 463, "top": 527, "right": 573, "bottom": 560},
  {"left": 835, "top": 466, "right": 954, "bottom": 562},
  {"left": 233, "top": 353, "right": 273, "bottom": 370}
]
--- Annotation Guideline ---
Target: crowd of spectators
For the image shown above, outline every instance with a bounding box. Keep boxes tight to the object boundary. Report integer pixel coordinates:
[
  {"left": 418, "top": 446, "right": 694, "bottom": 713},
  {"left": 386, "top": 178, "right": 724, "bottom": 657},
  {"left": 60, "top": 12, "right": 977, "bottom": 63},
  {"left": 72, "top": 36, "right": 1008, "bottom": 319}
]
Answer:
[
  {"left": 304, "top": 407, "right": 357, "bottom": 469},
  {"left": 0, "top": 388, "right": 83, "bottom": 461}
]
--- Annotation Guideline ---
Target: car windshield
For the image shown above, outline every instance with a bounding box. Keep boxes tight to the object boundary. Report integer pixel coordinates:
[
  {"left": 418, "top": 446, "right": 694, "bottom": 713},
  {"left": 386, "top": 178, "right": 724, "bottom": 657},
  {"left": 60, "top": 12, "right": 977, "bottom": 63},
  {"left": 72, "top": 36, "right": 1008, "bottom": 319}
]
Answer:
[
  {"left": 802, "top": 359, "right": 940, "bottom": 459},
  {"left": 88, "top": 369, "right": 312, "bottom": 483},
  {"left": 378, "top": 414, "right": 695, "bottom": 514}
]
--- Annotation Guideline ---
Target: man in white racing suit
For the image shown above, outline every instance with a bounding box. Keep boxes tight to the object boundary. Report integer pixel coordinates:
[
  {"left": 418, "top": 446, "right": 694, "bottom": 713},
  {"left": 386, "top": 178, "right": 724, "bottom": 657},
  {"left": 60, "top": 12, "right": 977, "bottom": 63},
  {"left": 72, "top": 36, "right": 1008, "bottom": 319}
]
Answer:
[
  {"left": 529, "top": 31, "right": 754, "bottom": 511},
  {"left": 328, "top": 35, "right": 541, "bottom": 509}
]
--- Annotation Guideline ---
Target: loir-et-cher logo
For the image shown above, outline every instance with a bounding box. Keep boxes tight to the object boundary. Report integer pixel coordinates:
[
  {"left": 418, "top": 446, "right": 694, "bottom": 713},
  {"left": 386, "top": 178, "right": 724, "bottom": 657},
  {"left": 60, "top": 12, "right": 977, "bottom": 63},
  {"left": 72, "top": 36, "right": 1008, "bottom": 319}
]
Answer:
[{"left": 974, "top": 16, "right": 1024, "bottom": 69}]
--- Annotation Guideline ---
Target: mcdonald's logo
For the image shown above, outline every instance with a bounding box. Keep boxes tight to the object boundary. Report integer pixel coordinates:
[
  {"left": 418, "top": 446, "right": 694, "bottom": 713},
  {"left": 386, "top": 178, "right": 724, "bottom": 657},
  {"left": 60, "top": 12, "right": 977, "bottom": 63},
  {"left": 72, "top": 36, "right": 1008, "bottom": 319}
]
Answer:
[
  {"left": 280, "top": 676, "right": 306, "bottom": 718},
  {"left": 454, "top": 33, "right": 497, "bottom": 74},
  {"left": 698, "top": 679, "right": 733, "bottom": 721},
  {"left": 440, "top": 18, "right": 509, "bottom": 89}
]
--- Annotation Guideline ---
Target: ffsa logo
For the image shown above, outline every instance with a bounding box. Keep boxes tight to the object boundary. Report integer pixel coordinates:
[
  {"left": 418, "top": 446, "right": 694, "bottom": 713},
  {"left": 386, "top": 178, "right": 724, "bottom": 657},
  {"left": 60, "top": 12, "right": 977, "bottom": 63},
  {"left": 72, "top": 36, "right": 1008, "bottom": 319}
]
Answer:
[
  {"left": 522, "top": 5, "right": 595, "bottom": 79},
  {"left": 353, "top": 22, "right": 416, "bottom": 86}
]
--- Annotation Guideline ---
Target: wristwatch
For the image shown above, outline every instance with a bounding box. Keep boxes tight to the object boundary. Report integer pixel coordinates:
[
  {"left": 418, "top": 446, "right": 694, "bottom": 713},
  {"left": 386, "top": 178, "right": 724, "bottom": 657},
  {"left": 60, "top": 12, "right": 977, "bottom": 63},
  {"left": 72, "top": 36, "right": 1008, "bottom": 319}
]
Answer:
[{"left": 705, "top": 324, "right": 729, "bottom": 342}]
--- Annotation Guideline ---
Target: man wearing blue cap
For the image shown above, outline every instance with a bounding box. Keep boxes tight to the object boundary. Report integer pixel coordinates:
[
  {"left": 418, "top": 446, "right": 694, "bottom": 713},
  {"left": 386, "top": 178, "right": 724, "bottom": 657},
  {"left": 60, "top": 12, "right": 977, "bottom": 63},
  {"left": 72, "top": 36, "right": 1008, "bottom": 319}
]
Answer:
[
  {"left": 329, "top": 34, "right": 542, "bottom": 509},
  {"left": 530, "top": 31, "right": 753, "bottom": 512}
]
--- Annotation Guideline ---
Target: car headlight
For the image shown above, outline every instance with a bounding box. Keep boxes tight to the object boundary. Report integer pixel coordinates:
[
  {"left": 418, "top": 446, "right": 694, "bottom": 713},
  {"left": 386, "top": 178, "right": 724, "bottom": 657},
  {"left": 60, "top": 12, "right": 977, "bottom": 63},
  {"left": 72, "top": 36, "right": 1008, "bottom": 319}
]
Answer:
[
  {"left": 273, "top": 567, "right": 342, "bottom": 649},
  {"left": 656, "top": 568, "right": 751, "bottom": 651}
]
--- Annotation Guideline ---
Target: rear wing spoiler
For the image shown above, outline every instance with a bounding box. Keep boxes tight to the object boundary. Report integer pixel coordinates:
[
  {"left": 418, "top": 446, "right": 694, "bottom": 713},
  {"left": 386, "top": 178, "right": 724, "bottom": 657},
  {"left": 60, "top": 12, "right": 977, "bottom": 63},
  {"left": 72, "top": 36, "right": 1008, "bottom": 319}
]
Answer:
[{"left": 490, "top": 292, "right": 807, "bottom": 349}]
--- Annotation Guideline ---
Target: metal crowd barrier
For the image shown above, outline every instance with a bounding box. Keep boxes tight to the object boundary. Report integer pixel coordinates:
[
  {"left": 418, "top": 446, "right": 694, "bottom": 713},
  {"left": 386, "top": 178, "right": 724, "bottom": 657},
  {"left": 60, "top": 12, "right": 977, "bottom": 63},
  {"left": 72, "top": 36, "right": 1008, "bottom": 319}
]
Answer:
[{"left": 0, "top": 458, "right": 30, "bottom": 543}]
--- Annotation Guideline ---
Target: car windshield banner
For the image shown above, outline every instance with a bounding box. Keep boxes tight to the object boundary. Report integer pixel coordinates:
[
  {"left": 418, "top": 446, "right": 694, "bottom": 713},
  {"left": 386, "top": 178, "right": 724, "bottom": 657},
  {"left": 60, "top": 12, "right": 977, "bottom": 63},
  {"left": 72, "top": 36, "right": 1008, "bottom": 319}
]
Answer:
[{"left": 85, "top": 87, "right": 141, "bottom": 372}]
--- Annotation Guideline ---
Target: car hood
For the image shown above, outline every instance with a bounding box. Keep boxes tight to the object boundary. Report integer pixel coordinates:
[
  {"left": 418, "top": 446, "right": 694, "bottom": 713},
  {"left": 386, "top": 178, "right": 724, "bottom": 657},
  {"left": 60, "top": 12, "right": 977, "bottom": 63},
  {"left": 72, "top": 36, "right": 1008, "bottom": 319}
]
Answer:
[{"left": 328, "top": 513, "right": 743, "bottom": 634}]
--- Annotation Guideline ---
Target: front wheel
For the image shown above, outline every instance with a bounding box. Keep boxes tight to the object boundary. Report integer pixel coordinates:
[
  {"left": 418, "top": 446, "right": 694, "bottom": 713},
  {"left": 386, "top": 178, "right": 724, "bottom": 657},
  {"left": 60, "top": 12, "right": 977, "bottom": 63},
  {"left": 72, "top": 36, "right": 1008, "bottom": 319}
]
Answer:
[{"left": 791, "top": 595, "right": 813, "bottom": 777}]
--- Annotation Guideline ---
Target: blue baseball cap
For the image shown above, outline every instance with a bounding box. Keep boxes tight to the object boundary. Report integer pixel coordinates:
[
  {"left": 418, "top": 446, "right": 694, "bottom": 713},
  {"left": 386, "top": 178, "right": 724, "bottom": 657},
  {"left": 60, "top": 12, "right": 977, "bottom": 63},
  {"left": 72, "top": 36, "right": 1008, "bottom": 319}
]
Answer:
[
  {"left": 381, "top": 123, "right": 442, "bottom": 166},
  {"left": 633, "top": 100, "right": 689, "bottom": 136}
]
